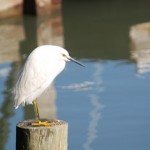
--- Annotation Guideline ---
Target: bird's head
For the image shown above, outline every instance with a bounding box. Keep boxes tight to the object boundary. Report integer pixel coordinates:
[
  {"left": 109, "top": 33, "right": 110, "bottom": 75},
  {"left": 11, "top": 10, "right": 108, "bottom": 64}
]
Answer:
[
  {"left": 60, "top": 48, "right": 85, "bottom": 67},
  {"left": 34, "top": 45, "right": 85, "bottom": 67}
]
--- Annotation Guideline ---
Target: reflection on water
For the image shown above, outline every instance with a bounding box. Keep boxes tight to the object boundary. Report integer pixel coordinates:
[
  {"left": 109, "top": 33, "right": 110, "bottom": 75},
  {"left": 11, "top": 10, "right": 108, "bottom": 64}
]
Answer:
[
  {"left": 0, "top": 17, "right": 24, "bottom": 64},
  {"left": 83, "top": 95, "right": 102, "bottom": 150},
  {"left": 61, "top": 81, "right": 95, "bottom": 91},
  {"left": 130, "top": 22, "right": 150, "bottom": 74},
  {"left": 0, "top": 66, "right": 11, "bottom": 77},
  {"left": 83, "top": 63, "right": 104, "bottom": 150},
  {"left": 37, "top": 3, "right": 64, "bottom": 47},
  {"left": 0, "top": 62, "right": 18, "bottom": 150},
  {"left": 0, "top": 17, "right": 24, "bottom": 149}
]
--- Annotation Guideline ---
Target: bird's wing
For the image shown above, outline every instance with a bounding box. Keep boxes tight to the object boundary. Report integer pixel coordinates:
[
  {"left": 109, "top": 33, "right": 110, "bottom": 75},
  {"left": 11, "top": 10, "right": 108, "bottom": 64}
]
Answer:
[{"left": 14, "top": 58, "right": 54, "bottom": 107}]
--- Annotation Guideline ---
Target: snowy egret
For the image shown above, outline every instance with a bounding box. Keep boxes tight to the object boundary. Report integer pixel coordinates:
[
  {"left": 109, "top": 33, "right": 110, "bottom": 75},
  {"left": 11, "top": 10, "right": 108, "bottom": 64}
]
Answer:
[{"left": 13, "top": 45, "right": 84, "bottom": 126}]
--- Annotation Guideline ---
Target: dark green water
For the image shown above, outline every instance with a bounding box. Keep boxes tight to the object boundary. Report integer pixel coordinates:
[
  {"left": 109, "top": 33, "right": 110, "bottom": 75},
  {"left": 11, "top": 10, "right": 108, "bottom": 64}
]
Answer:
[{"left": 0, "top": 1, "right": 150, "bottom": 150}]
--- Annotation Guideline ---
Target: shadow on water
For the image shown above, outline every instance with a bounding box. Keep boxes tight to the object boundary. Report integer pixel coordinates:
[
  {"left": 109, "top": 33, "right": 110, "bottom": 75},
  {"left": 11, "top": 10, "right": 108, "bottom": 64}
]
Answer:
[{"left": 0, "top": 0, "right": 150, "bottom": 150}]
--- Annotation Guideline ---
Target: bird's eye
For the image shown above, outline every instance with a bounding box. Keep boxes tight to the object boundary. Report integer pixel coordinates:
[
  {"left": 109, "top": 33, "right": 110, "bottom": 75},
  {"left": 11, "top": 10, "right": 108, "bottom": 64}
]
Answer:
[{"left": 62, "top": 54, "right": 66, "bottom": 57}]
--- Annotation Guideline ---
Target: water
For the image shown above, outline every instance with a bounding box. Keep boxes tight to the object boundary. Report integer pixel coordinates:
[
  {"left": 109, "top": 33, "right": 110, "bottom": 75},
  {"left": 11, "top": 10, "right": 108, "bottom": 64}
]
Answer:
[
  {"left": 1, "top": 1, "right": 150, "bottom": 150},
  {"left": 57, "top": 60, "right": 150, "bottom": 150}
]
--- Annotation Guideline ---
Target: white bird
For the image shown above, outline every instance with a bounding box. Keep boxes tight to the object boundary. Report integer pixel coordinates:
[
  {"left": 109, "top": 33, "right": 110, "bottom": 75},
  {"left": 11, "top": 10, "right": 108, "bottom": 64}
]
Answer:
[{"left": 13, "top": 45, "right": 84, "bottom": 126}]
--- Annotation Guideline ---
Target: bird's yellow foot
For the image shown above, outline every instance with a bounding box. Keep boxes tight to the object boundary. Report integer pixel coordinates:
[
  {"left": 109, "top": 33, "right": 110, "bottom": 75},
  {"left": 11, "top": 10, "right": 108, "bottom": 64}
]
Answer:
[{"left": 32, "top": 120, "right": 56, "bottom": 126}]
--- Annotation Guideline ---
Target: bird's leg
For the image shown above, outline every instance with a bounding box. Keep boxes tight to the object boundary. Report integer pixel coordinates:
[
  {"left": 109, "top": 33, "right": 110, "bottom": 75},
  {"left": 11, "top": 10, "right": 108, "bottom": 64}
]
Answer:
[
  {"left": 33, "top": 99, "right": 40, "bottom": 121},
  {"left": 32, "top": 99, "right": 55, "bottom": 126}
]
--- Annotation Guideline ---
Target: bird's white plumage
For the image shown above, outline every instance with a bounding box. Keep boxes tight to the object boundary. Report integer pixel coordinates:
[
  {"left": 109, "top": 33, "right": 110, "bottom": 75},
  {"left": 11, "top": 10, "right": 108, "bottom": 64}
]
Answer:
[{"left": 14, "top": 45, "right": 70, "bottom": 108}]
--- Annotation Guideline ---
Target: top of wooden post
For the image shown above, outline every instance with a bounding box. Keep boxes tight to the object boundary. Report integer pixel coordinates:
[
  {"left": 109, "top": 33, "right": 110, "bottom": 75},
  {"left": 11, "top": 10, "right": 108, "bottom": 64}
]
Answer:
[
  {"left": 16, "top": 119, "right": 68, "bottom": 150},
  {"left": 17, "top": 119, "right": 67, "bottom": 129}
]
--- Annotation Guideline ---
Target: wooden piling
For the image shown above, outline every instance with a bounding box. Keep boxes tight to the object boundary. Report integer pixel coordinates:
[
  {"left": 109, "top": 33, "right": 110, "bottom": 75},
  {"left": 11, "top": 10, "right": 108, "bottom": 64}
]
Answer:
[{"left": 16, "top": 119, "right": 68, "bottom": 150}]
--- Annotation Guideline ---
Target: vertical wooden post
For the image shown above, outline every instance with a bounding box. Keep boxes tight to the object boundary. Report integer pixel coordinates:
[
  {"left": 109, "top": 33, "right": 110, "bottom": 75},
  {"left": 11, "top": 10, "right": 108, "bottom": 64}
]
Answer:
[{"left": 16, "top": 119, "right": 68, "bottom": 150}]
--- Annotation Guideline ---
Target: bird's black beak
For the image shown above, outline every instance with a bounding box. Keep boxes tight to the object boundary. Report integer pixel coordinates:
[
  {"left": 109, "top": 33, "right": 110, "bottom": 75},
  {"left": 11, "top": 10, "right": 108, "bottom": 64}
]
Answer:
[{"left": 68, "top": 57, "right": 85, "bottom": 67}]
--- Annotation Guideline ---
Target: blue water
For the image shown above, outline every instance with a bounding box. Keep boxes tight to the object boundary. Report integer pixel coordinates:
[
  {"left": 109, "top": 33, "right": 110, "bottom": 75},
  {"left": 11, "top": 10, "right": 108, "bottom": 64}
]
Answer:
[
  {"left": 0, "top": 59, "right": 150, "bottom": 150},
  {"left": 56, "top": 60, "right": 150, "bottom": 150}
]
